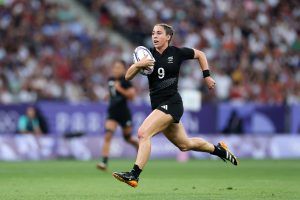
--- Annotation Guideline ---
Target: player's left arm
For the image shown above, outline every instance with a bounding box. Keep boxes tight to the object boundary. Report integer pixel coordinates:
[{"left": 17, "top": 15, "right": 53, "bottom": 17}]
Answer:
[
  {"left": 115, "top": 82, "right": 136, "bottom": 100},
  {"left": 193, "top": 49, "right": 216, "bottom": 90}
]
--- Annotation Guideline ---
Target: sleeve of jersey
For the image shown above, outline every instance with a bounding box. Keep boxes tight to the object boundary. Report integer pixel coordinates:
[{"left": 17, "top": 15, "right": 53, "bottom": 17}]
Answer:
[{"left": 179, "top": 47, "right": 195, "bottom": 61}]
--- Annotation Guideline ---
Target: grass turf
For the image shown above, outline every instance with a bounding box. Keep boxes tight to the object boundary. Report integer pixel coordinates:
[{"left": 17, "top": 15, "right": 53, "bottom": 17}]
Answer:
[{"left": 0, "top": 159, "right": 299, "bottom": 200}]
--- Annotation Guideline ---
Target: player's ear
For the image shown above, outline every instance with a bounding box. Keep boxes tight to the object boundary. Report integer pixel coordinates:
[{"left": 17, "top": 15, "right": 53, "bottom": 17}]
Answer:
[{"left": 167, "top": 35, "right": 171, "bottom": 41}]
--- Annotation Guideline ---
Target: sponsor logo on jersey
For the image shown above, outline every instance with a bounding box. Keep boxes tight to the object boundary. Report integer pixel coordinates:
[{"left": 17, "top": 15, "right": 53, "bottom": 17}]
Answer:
[
  {"left": 167, "top": 56, "right": 173, "bottom": 63},
  {"left": 161, "top": 105, "right": 168, "bottom": 110}
]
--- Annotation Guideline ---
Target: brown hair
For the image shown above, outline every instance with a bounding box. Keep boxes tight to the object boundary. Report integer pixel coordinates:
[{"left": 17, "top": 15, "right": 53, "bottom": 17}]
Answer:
[{"left": 155, "top": 23, "right": 174, "bottom": 44}]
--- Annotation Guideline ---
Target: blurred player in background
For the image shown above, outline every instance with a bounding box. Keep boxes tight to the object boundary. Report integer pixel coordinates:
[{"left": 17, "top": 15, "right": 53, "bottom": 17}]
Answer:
[
  {"left": 97, "top": 60, "right": 138, "bottom": 171},
  {"left": 113, "top": 24, "right": 238, "bottom": 187}
]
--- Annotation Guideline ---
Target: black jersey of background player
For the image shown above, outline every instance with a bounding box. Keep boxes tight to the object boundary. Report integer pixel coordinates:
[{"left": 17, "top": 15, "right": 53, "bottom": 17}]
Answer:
[
  {"left": 149, "top": 46, "right": 194, "bottom": 99},
  {"left": 108, "top": 76, "right": 132, "bottom": 110}
]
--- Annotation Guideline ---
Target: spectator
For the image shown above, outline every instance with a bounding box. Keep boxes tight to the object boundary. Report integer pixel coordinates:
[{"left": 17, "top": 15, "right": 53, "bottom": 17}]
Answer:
[{"left": 17, "top": 106, "right": 43, "bottom": 135}]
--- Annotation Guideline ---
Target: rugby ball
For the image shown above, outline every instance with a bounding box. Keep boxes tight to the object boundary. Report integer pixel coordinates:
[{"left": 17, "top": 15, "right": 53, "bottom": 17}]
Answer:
[{"left": 133, "top": 46, "right": 155, "bottom": 75}]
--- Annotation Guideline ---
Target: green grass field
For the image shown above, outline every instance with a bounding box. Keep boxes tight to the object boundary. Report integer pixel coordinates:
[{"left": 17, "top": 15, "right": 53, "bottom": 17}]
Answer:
[{"left": 0, "top": 159, "right": 299, "bottom": 200}]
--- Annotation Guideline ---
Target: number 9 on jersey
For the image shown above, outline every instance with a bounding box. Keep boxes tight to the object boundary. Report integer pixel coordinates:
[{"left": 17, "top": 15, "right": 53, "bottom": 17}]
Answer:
[{"left": 158, "top": 67, "right": 165, "bottom": 79}]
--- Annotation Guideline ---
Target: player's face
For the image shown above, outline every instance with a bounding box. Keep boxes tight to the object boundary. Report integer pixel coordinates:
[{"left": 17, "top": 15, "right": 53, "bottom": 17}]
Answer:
[
  {"left": 112, "top": 62, "right": 125, "bottom": 78},
  {"left": 152, "top": 25, "right": 170, "bottom": 49}
]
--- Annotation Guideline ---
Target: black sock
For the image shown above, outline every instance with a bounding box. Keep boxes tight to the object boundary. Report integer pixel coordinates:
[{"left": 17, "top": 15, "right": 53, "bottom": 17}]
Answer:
[
  {"left": 102, "top": 157, "right": 108, "bottom": 164},
  {"left": 131, "top": 164, "right": 142, "bottom": 178},
  {"left": 211, "top": 145, "right": 226, "bottom": 158}
]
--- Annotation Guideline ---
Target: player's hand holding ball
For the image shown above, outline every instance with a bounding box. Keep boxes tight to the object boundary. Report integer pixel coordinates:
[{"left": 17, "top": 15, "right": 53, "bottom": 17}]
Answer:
[
  {"left": 133, "top": 46, "right": 155, "bottom": 75},
  {"left": 135, "top": 56, "right": 155, "bottom": 69}
]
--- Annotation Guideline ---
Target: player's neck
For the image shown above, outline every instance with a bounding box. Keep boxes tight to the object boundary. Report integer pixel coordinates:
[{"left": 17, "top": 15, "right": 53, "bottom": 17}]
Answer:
[{"left": 156, "top": 43, "right": 169, "bottom": 54}]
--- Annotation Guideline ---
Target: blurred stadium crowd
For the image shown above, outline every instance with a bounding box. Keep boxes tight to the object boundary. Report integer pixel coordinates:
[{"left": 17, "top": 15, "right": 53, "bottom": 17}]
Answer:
[
  {"left": 1, "top": 0, "right": 300, "bottom": 105},
  {"left": 0, "top": 0, "right": 123, "bottom": 104}
]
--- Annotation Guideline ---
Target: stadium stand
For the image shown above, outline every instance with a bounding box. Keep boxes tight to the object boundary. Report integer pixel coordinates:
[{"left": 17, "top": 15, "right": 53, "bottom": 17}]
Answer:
[
  {"left": 1, "top": 0, "right": 299, "bottom": 105},
  {"left": 0, "top": 0, "right": 132, "bottom": 103},
  {"left": 77, "top": 0, "right": 300, "bottom": 104},
  {"left": 1, "top": 0, "right": 300, "bottom": 164}
]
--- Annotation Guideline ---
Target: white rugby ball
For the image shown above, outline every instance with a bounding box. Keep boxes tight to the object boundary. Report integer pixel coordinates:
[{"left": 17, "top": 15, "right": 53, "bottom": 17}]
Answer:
[{"left": 133, "top": 46, "right": 155, "bottom": 76}]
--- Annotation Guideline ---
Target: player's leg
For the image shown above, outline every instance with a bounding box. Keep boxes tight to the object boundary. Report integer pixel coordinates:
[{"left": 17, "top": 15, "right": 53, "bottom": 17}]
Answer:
[
  {"left": 113, "top": 109, "right": 173, "bottom": 187},
  {"left": 163, "top": 122, "right": 238, "bottom": 165},
  {"left": 122, "top": 126, "right": 139, "bottom": 151},
  {"left": 135, "top": 109, "right": 173, "bottom": 168},
  {"left": 120, "top": 111, "right": 138, "bottom": 150},
  {"left": 163, "top": 122, "right": 214, "bottom": 152},
  {"left": 97, "top": 119, "right": 117, "bottom": 171}
]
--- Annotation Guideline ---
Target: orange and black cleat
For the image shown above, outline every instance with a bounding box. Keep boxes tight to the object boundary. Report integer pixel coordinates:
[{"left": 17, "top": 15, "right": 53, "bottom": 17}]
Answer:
[
  {"left": 217, "top": 141, "right": 239, "bottom": 166},
  {"left": 112, "top": 171, "right": 139, "bottom": 188}
]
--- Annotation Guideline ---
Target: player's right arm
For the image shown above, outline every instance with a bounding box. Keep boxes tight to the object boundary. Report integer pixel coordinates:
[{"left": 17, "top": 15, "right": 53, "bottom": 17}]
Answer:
[{"left": 125, "top": 56, "right": 155, "bottom": 80}]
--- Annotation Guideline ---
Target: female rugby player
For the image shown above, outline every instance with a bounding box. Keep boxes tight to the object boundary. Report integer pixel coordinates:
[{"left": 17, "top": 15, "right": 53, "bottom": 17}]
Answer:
[
  {"left": 113, "top": 24, "right": 238, "bottom": 187},
  {"left": 97, "top": 60, "right": 139, "bottom": 171}
]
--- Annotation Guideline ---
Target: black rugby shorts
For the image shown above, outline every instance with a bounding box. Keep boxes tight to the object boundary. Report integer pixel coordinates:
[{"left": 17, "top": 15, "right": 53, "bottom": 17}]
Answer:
[
  {"left": 152, "top": 93, "right": 183, "bottom": 123},
  {"left": 107, "top": 107, "right": 132, "bottom": 128}
]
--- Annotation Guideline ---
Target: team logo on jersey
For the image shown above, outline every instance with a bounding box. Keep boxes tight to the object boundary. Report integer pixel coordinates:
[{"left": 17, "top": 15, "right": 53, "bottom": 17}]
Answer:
[
  {"left": 108, "top": 80, "right": 115, "bottom": 86},
  {"left": 167, "top": 56, "right": 173, "bottom": 63},
  {"left": 161, "top": 105, "right": 168, "bottom": 110}
]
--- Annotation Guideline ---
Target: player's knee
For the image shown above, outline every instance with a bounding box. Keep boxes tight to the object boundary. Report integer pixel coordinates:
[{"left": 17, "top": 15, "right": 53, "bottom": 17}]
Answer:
[
  {"left": 137, "top": 127, "right": 149, "bottom": 141},
  {"left": 105, "top": 128, "right": 114, "bottom": 134}
]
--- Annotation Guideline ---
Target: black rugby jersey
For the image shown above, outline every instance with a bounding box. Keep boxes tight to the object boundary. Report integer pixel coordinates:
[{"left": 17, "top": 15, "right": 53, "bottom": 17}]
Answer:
[
  {"left": 108, "top": 76, "right": 132, "bottom": 110},
  {"left": 148, "top": 46, "right": 194, "bottom": 100}
]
